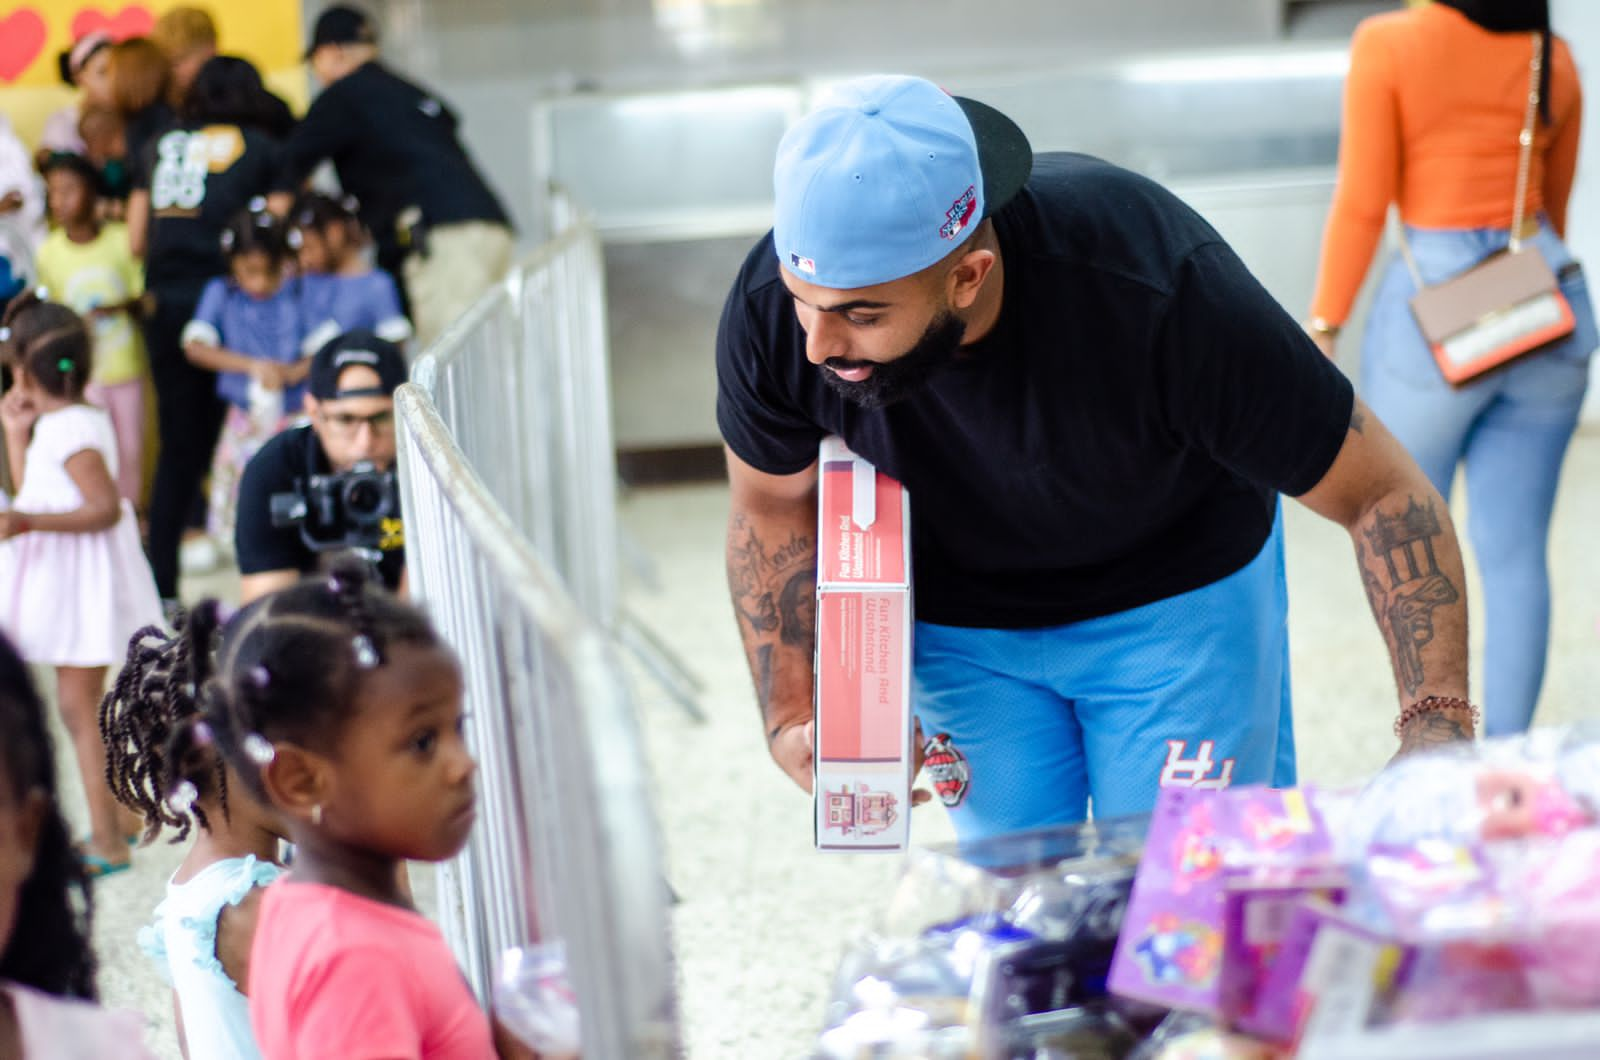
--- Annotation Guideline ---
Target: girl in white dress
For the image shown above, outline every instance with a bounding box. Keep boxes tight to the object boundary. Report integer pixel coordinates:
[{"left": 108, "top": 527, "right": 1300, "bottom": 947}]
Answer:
[{"left": 0, "top": 291, "right": 162, "bottom": 877}]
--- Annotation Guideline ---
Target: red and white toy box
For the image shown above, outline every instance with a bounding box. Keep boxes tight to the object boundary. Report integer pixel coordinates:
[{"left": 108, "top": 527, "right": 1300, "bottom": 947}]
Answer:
[{"left": 814, "top": 436, "right": 913, "bottom": 852}]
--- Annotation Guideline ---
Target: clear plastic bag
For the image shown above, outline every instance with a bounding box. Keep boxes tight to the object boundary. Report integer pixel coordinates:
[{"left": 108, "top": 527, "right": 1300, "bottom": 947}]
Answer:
[{"left": 493, "top": 942, "right": 581, "bottom": 1058}]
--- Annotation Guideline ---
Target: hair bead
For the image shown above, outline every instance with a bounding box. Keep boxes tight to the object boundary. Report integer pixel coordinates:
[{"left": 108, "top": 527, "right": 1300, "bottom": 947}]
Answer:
[{"left": 242, "top": 732, "right": 276, "bottom": 766}]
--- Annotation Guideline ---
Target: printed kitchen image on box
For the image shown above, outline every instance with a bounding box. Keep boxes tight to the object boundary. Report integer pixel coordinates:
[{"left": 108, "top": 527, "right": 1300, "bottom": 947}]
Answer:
[{"left": 814, "top": 436, "right": 913, "bottom": 852}]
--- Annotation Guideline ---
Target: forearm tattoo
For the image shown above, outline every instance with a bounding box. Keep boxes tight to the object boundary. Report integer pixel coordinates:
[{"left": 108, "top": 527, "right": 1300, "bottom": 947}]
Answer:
[
  {"left": 727, "top": 514, "right": 816, "bottom": 715},
  {"left": 1357, "top": 496, "right": 1460, "bottom": 697}
]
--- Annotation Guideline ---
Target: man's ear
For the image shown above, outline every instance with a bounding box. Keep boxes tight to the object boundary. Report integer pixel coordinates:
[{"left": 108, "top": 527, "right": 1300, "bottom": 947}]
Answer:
[
  {"left": 946, "top": 247, "right": 997, "bottom": 311},
  {"left": 259, "top": 742, "right": 333, "bottom": 825}
]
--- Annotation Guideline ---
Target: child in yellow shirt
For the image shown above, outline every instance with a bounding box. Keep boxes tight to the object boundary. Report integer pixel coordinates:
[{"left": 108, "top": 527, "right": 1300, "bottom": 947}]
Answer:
[{"left": 35, "top": 153, "right": 149, "bottom": 504}]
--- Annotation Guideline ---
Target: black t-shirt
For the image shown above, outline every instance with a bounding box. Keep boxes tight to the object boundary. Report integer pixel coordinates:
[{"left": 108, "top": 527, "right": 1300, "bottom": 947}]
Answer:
[
  {"left": 716, "top": 152, "right": 1354, "bottom": 630},
  {"left": 235, "top": 424, "right": 405, "bottom": 591},
  {"left": 123, "top": 101, "right": 176, "bottom": 190},
  {"left": 141, "top": 123, "right": 284, "bottom": 291},
  {"left": 276, "top": 63, "right": 511, "bottom": 269}
]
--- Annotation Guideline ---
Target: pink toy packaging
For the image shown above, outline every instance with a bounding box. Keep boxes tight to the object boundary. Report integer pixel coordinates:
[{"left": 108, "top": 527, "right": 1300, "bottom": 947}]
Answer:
[
  {"left": 813, "top": 436, "right": 914, "bottom": 852},
  {"left": 1108, "top": 786, "right": 1342, "bottom": 1015}
]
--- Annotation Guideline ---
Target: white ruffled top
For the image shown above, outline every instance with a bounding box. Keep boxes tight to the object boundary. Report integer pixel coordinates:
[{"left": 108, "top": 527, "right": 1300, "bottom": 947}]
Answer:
[{"left": 139, "top": 854, "right": 282, "bottom": 1060}]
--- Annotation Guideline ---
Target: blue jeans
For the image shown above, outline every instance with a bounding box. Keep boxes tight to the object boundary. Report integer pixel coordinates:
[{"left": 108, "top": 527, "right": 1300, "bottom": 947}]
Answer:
[
  {"left": 1361, "top": 219, "right": 1596, "bottom": 736},
  {"left": 912, "top": 508, "right": 1294, "bottom": 843}
]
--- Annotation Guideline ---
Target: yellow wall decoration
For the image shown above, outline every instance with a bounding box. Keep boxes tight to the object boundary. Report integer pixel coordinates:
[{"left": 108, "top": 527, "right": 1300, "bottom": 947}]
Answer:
[{"left": 0, "top": 2, "right": 307, "bottom": 149}]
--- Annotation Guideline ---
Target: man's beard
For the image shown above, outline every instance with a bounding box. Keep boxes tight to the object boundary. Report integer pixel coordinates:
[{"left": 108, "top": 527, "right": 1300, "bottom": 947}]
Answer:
[{"left": 820, "top": 310, "right": 966, "bottom": 409}]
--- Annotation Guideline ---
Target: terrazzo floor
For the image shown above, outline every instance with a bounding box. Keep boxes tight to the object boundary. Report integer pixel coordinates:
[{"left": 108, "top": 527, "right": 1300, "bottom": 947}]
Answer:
[{"left": 43, "top": 429, "right": 1600, "bottom": 1059}]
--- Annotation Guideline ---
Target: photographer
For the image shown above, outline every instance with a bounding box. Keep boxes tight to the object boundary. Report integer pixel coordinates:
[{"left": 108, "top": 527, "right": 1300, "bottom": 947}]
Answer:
[{"left": 234, "top": 330, "right": 406, "bottom": 602}]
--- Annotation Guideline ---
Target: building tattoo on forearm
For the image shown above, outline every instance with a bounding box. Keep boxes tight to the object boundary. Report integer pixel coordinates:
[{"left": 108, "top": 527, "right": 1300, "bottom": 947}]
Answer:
[{"left": 1360, "top": 497, "right": 1460, "bottom": 696}]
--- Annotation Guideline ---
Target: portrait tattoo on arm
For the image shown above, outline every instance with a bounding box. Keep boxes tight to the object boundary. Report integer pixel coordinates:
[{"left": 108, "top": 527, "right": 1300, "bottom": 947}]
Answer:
[
  {"left": 727, "top": 513, "right": 817, "bottom": 717},
  {"left": 1358, "top": 497, "right": 1460, "bottom": 696}
]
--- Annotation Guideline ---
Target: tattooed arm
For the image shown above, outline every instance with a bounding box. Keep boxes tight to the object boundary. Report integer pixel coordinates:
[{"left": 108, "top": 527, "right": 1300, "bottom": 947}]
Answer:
[
  {"left": 725, "top": 446, "right": 821, "bottom": 791},
  {"left": 1297, "top": 397, "right": 1474, "bottom": 754}
]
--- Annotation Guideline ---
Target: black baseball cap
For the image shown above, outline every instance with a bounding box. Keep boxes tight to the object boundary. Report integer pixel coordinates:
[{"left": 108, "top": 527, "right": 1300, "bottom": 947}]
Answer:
[
  {"left": 308, "top": 330, "right": 406, "bottom": 400},
  {"left": 305, "top": 5, "right": 378, "bottom": 59}
]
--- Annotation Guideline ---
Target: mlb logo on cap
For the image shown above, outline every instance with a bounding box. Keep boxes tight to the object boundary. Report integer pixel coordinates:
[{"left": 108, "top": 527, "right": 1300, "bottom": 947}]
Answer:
[{"left": 773, "top": 75, "right": 1033, "bottom": 290}]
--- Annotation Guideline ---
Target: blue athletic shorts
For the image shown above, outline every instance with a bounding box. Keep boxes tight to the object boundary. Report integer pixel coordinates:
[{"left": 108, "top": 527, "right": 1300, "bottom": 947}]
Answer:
[{"left": 913, "top": 507, "right": 1295, "bottom": 842}]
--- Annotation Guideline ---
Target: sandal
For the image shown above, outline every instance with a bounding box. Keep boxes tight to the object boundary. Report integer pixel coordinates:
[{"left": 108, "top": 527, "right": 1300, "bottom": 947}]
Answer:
[{"left": 81, "top": 853, "right": 132, "bottom": 880}]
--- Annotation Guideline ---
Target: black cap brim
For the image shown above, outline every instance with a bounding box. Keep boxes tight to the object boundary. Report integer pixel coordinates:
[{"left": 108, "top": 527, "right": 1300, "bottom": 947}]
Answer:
[{"left": 955, "top": 96, "right": 1033, "bottom": 218}]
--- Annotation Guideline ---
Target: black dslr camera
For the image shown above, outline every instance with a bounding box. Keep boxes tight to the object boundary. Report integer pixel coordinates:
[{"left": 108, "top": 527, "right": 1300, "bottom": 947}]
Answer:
[{"left": 269, "top": 461, "right": 400, "bottom": 559}]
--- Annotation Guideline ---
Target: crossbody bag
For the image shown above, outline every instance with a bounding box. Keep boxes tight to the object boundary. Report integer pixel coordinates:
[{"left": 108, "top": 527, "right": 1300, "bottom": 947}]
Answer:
[{"left": 1399, "top": 32, "right": 1577, "bottom": 386}]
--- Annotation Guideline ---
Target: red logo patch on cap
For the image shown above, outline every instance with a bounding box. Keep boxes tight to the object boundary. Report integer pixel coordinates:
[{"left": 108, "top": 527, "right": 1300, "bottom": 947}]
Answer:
[
  {"left": 922, "top": 732, "right": 970, "bottom": 807},
  {"left": 939, "top": 185, "right": 976, "bottom": 240}
]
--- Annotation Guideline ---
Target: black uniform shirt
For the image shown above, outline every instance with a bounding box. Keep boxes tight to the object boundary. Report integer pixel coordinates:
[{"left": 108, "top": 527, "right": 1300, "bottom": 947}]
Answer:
[
  {"left": 717, "top": 153, "right": 1354, "bottom": 630},
  {"left": 276, "top": 62, "right": 511, "bottom": 268}
]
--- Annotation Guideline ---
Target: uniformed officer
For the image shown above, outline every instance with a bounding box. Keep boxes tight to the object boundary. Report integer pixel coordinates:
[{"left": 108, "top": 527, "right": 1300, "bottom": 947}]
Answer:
[{"left": 277, "top": 5, "right": 514, "bottom": 346}]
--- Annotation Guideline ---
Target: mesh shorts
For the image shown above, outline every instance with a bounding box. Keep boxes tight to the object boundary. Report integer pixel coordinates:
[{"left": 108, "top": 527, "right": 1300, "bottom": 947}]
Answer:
[{"left": 912, "top": 507, "right": 1295, "bottom": 842}]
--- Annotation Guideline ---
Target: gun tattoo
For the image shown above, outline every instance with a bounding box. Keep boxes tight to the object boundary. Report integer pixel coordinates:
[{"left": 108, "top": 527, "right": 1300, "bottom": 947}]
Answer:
[{"left": 1361, "top": 497, "right": 1460, "bottom": 696}]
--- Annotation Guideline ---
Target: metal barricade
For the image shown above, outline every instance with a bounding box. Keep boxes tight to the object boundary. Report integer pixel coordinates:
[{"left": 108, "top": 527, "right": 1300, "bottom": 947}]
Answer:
[
  {"left": 395, "top": 223, "right": 680, "bottom": 1055},
  {"left": 411, "top": 221, "right": 701, "bottom": 714}
]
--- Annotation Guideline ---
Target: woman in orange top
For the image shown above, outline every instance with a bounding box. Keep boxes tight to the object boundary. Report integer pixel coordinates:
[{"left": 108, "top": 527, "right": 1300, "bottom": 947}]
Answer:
[{"left": 1309, "top": 0, "right": 1595, "bottom": 737}]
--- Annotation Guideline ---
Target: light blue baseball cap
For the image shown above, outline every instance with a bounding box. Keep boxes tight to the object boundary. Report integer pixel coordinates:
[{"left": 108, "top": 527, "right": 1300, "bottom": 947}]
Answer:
[{"left": 774, "top": 75, "right": 1033, "bottom": 290}]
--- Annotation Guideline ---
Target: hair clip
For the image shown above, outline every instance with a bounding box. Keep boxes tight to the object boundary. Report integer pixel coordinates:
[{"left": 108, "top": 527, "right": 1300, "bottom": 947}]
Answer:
[
  {"left": 248, "top": 663, "right": 271, "bottom": 689},
  {"left": 182, "top": 681, "right": 197, "bottom": 698},
  {"left": 57, "top": 357, "right": 74, "bottom": 373},
  {"left": 286, "top": 229, "right": 304, "bottom": 249},
  {"left": 0, "top": 327, "right": 9, "bottom": 342},
  {"left": 242, "top": 733, "right": 276, "bottom": 766},
  {"left": 33, "top": 285, "right": 49, "bottom": 300},
  {"left": 248, "top": 195, "right": 268, "bottom": 213},
  {"left": 167, "top": 780, "right": 199, "bottom": 814},
  {"left": 352, "top": 634, "right": 379, "bottom": 669},
  {"left": 192, "top": 720, "right": 214, "bottom": 746}
]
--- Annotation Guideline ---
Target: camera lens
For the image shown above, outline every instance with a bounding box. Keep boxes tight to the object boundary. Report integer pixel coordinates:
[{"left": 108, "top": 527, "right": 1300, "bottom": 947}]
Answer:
[{"left": 346, "top": 478, "right": 383, "bottom": 519}]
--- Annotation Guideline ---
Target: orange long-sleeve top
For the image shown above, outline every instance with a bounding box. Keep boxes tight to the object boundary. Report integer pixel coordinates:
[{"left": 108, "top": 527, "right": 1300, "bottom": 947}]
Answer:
[{"left": 1310, "top": 3, "right": 1583, "bottom": 326}]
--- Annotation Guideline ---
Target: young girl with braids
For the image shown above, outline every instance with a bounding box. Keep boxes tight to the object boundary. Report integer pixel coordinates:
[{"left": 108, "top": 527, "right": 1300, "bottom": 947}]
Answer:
[
  {"left": 0, "top": 292, "right": 162, "bottom": 878},
  {"left": 0, "top": 629, "right": 157, "bottom": 1057},
  {"left": 100, "top": 605, "right": 285, "bottom": 1060},
  {"left": 183, "top": 560, "right": 529, "bottom": 1058}
]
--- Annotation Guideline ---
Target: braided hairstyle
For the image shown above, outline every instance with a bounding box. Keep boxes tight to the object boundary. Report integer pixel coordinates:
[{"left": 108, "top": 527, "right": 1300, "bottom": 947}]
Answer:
[
  {"left": 0, "top": 632, "right": 97, "bottom": 1001},
  {"left": 201, "top": 556, "right": 441, "bottom": 803},
  {"left": 0, "top": 290, "right": 93, "bottom": 402},
  {"left": 99, "top": 604, "right": 230, "bottom": 845}
]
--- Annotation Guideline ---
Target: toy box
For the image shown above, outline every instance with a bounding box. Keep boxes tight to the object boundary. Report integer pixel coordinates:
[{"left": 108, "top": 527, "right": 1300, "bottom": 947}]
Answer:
[{"left": 814, "top": 436, "right": 913, "bottom": 852}]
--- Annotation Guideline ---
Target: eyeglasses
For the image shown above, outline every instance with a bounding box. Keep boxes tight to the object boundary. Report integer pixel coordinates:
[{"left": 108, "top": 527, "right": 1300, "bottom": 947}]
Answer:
[{"left": 320, "top": 408, "right": 395, "bottom": 436}]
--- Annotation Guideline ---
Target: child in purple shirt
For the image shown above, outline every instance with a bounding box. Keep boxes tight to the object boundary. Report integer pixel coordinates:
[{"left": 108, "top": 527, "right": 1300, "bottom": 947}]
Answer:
[
  {"left": 289, "top": 192, "right": 413, "bottom": 354},
  {"left": 181, "top": 207, "right": 318, "bottom": 547}
]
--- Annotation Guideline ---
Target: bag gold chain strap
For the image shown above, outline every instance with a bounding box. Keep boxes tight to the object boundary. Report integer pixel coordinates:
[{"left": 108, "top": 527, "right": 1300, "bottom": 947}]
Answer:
[{"left": 1397, "top": 31, "right": 1543, "bottom": 284}]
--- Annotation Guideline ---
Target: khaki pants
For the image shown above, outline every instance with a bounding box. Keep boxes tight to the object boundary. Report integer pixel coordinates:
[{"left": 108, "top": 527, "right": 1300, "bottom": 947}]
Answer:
[{"left": 402, "top": 220, "right": 515, "bottom": 348}]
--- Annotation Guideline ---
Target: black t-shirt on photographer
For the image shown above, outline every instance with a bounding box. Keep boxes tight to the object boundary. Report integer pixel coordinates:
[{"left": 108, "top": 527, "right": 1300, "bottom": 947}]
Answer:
[
  {"left": 716, "top": 152, "right": 1354, "bottom": 630},
  {"left": 235, "top": 424, "right": 405, "bottom": 590}
]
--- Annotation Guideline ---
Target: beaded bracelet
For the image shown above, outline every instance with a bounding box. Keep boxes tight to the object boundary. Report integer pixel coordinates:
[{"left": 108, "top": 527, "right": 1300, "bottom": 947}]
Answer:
[{"left": 1394, "top": 695, "right": 1480, "bottom": 740}]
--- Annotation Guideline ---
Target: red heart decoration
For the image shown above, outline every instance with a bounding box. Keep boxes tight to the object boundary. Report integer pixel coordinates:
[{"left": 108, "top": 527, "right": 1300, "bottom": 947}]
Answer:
[
  {"left": 71, "top": 4, "right": 155, "bottom": 42},
  {"left": 0, "top": 8, "right": 47, "bottom": 83}
]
